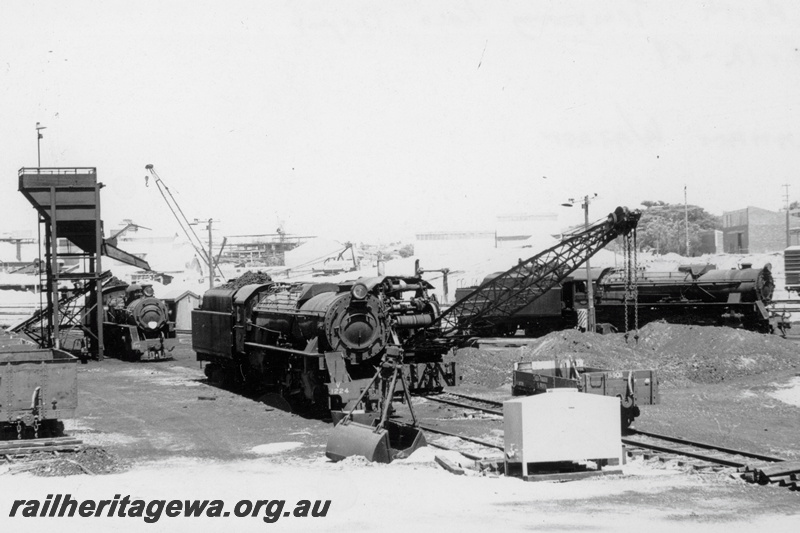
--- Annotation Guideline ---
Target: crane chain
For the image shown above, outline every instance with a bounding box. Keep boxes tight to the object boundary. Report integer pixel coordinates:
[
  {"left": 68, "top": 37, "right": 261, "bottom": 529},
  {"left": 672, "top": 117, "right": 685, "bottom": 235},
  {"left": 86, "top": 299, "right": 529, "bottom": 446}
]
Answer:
[
  {"left": 623, "top": 233, "right": 630, "bottom": 338},
  {"left": 632, "top": 229, "right": 639, "bottom": 342},
  {"left": 623, "top": 231, "right": 640, "bottom": 343}
]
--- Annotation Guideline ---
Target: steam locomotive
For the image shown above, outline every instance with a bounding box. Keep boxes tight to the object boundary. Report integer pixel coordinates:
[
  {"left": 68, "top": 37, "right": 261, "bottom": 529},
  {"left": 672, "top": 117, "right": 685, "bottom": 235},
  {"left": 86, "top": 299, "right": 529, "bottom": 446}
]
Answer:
[
  {"left": 191, "top": 275, "right": 458, "bottom": 413},
  {"left": 454, "top": 263, "right": 782, "bottom": 336},
  {"left": 592, "top": 263, "right": 779, "bottom": 332},
  {"left": 100, "top": 283, "right": 176, "bottom": 360}
]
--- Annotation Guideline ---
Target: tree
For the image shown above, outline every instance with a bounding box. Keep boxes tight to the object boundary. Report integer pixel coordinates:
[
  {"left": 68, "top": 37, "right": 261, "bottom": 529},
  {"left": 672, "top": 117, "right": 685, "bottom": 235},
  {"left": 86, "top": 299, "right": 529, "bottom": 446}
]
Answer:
[
  {"left": 636, "top": 202, "right": 721, "bottom": 256},
  {"left": 398, "top": 244, "right": 414, "bottom": 258}
]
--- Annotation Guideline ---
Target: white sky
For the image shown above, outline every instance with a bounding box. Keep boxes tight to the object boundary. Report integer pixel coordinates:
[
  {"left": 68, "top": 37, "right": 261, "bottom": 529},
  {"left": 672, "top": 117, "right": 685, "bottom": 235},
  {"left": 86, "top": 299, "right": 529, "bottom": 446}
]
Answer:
[{"left": 1, "top": 1, "right": 799, "bottom": 243}]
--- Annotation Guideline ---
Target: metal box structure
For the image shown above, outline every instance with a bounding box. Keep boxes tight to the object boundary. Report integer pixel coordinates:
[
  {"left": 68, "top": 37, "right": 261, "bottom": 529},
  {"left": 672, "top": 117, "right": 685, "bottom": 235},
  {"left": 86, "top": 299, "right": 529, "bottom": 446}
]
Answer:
[
  {"left": 503, "top": 390, "right": 622, "bottom": 478},
  {"left": 18, "top": 168, "right": 105, "bottom": 357},
  {"left": 0, "top": 348, "right": 78, "bottom": 430},
  {"left": 16, "top": 168, "right": 148, "bottom": 359},
  {"left": 785, "top": 246, "right": 800, "bottom": 290}
]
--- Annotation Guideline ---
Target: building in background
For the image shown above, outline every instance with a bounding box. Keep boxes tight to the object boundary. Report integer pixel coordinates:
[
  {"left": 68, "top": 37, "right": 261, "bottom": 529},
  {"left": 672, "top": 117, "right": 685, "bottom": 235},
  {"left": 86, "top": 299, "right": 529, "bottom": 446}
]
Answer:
[
  {"left": 697, "top": 229, "right": 723, "bottom": 255},
  {"left": 0, "top": 231, "right": 37, "bottom": 272},
  {"left": 414, "top": 231, "right": 497, "bottom": 261},
  {"left": 220, "top": 232, "right": 313, "bottom": 267},
  {"left": 722, "top": 206, "right": 800, "bottom": 254},
  {"left": 495, "top": 213, "right": 560, "bottom": 248},
  {"left": 163, "top": 289, "right": 201, "bottom": 332}
]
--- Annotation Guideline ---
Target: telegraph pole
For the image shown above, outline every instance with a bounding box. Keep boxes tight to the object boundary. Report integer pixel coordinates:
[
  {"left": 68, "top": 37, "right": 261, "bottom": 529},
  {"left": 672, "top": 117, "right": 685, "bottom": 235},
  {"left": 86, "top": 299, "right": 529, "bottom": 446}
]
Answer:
[
  {"left": 207, "top": 218, "right": 214, "bottom": 291},
  {"left": 684, "top": 185, "right": 689, "bottom": 256},
  {"left": 784, "top": 184, "right": 791, "bottom": 247},
  {"left": 190, "top": 218, "right": 219, "bottom": 290},
  {"left": 582, "top": 195, "right": 596, "bottom": 333},
  {"left": 563, "top": 194, "right": 597, "bottom": 332},
  {"left": 36, "top": 122, "right": 46, "bottom": 167}
]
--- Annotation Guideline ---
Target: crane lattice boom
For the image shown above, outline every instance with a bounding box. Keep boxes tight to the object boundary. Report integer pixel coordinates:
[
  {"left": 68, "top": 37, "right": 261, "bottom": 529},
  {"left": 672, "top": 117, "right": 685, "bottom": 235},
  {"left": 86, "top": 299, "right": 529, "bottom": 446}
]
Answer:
[{"left": 407, "top": 206, "right": 640, "bottom": 353}]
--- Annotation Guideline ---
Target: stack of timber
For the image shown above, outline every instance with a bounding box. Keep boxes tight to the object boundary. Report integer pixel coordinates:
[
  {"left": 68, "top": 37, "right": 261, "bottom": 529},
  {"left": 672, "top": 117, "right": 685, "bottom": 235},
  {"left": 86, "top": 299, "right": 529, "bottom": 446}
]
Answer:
[
  {"left": 0, "top": 436, "right": 82, "bottom": 457},
  {"left": 741, "top": 461, "right": 800, "bottom": 491}
]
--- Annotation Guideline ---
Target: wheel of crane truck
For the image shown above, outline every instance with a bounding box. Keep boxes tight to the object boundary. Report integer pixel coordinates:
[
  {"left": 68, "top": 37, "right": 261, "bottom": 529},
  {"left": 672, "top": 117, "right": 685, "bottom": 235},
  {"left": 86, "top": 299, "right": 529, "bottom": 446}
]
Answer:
[
  {"left": 493, "top": 323, "right": 517, "bottom": 337},
  {"left": 256, "top": 393, "right": 293, "bottom": 413},
  {"left": 620, "top": 405, "right": 640, "bottom": 429},
  {"left": 39, "top": 420, "right": 65, "bottom": 438},
  {"left": 505, "top": 327, "right": 518, "bottom": 337},
  {"left": 204, "top": 363, "right": 230, "bottom": 387}
]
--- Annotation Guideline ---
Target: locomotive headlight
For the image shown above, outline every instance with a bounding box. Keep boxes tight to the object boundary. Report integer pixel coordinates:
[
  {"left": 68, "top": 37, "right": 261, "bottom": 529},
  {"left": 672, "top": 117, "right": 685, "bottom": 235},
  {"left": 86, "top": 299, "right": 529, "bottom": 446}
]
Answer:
[
  {"left": 351, "top": 283, "right": 368, "bottom": 300},
  {"left": 147, "top": 321, "right": 158, "bottom": 330}
]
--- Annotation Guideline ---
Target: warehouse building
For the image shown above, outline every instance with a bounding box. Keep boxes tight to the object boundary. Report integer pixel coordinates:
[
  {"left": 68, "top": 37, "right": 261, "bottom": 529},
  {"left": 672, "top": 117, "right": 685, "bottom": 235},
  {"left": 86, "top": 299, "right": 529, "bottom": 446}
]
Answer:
[{"left": 722, "top": 206, "right": 800, "bottom": 253}]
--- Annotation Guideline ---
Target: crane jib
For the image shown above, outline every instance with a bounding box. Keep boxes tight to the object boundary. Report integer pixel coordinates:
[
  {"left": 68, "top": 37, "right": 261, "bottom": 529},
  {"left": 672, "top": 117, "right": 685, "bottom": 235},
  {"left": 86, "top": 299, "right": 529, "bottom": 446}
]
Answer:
[{"left": 405, "top": 206, "right": 641, "bottom": 350}]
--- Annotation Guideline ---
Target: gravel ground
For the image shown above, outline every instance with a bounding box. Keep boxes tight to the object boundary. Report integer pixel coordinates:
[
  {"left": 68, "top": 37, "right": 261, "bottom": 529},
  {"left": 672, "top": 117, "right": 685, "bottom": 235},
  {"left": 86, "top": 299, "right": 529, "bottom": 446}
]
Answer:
[
  {"left": 451, "top": 322, "right": 800, "bottom": 389},
  {"left": 1, "top": 326, "right": 798, "bottom": 531}
]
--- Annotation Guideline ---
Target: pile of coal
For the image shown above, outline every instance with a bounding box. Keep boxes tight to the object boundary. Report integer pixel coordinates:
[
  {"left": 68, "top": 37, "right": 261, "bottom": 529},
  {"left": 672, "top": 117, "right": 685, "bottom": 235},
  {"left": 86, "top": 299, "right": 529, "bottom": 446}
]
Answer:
[{"left": 220, "top": 271, "right": 273, "bottom": 290}]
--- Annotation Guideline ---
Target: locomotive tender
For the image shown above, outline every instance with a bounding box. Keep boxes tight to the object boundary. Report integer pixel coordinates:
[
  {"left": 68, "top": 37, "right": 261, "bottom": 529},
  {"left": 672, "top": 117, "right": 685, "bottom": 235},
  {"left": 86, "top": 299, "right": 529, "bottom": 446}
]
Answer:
[
  {"left": 191, "top": 275, "right": 458, "bottom": 413},
  {"left": 100, "top": 283, "right": 176, "bottom": 361}
]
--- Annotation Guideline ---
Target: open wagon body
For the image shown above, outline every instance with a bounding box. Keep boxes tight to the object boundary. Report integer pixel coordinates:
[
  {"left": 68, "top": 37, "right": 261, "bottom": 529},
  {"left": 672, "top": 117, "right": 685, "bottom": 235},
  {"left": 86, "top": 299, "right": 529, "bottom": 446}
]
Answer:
[
  {"left": 0, "top": 348, "right": 78, "bottom": 435},
  {"left": 511, "top": 358, "right": 658, "bottom": 427}
]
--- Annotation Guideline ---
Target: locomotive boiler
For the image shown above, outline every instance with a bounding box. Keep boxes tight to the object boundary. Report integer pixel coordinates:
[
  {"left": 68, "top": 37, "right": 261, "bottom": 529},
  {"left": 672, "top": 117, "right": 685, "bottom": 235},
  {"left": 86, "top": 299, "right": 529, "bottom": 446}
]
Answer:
[
  {"left": 192, "top": 275, "right": 458, "bottom": 414},
  {"left": 101, "top": 283, "right": 176, "bottom": 361}
]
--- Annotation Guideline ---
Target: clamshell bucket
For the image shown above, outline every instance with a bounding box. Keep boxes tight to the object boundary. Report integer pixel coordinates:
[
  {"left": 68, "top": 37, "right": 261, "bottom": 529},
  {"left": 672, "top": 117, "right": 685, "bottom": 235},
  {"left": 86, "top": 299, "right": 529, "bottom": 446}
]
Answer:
[
  {"left": 325, "top": 348, "right": 426, "bottom": 463},
  {"left": 325, "top": 418, "right": 426, "bottom": 463}
]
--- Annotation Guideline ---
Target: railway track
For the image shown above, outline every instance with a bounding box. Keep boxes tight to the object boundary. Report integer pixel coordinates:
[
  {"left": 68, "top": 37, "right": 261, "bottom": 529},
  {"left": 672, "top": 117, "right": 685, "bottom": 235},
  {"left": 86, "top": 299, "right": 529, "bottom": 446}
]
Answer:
[
  {"left": 623, "top": 429, "right": 800, "bottom": 491},
  {"left": 623, "top": 428, "right": 785, "bottom": 467},
  {"left": 422, "top": 391, "right": 504, "bottom": 416},
  {"left": 416, "top": 396, "right": 800, "bottom": 489},
  {"left": 417, "top": 392, "right": 505, "bottom": 463}
]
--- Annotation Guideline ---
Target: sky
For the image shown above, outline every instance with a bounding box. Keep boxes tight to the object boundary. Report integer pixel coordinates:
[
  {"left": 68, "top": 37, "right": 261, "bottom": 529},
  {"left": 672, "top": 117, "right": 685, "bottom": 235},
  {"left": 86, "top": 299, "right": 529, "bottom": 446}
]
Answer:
[{"left": 1, "top": 1, "right": 799, "bottom": 244}]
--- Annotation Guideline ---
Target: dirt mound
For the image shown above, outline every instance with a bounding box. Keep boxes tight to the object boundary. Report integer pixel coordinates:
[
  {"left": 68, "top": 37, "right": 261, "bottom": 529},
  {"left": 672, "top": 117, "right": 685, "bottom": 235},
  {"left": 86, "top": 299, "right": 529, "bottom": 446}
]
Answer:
[{"left": 452, "top": 322, "right": 800, "bottom": 389}]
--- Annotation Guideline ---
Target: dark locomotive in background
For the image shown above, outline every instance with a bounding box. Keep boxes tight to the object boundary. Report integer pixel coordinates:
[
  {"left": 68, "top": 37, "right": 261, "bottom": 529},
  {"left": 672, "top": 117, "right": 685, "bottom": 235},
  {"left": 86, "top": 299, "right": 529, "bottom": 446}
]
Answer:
[
  {"left": 454, "top": 262, "right": 780, "bottom": 336},
  {"left": 94, "top": 282, "right": 176, "bottom": 361},
  {"left": 191, "top": 275, "right": 457, "bottom": 414}
]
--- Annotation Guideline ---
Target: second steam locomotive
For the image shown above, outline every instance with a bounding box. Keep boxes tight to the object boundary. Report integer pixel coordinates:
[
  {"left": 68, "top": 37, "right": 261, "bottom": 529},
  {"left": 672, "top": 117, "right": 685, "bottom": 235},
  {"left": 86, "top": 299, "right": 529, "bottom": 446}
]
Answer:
[
  {"left": 100, "top": 282, "right": 176, "bottom": 361},
  {"left": 592, "top": 262, "right": 779, "bottom": 333},
  {"left": 192, "top": 275, "right": 458, "bottom": 413},
  {"left": 455, "top": 263, "right": 782, "bottom": 336}
]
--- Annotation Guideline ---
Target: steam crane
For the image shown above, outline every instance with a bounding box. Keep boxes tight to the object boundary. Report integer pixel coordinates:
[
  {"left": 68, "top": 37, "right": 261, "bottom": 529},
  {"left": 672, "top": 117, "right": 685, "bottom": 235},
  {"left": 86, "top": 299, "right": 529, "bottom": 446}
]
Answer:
[
  {"left": 406, "top": 206, "right": 641, "bottom": 355},
  {"left": 326, "top": 206, "right": 642, "bottom": 463},
  {"left": 145, "top": 164, "right": 226, "bottom": 287}
]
